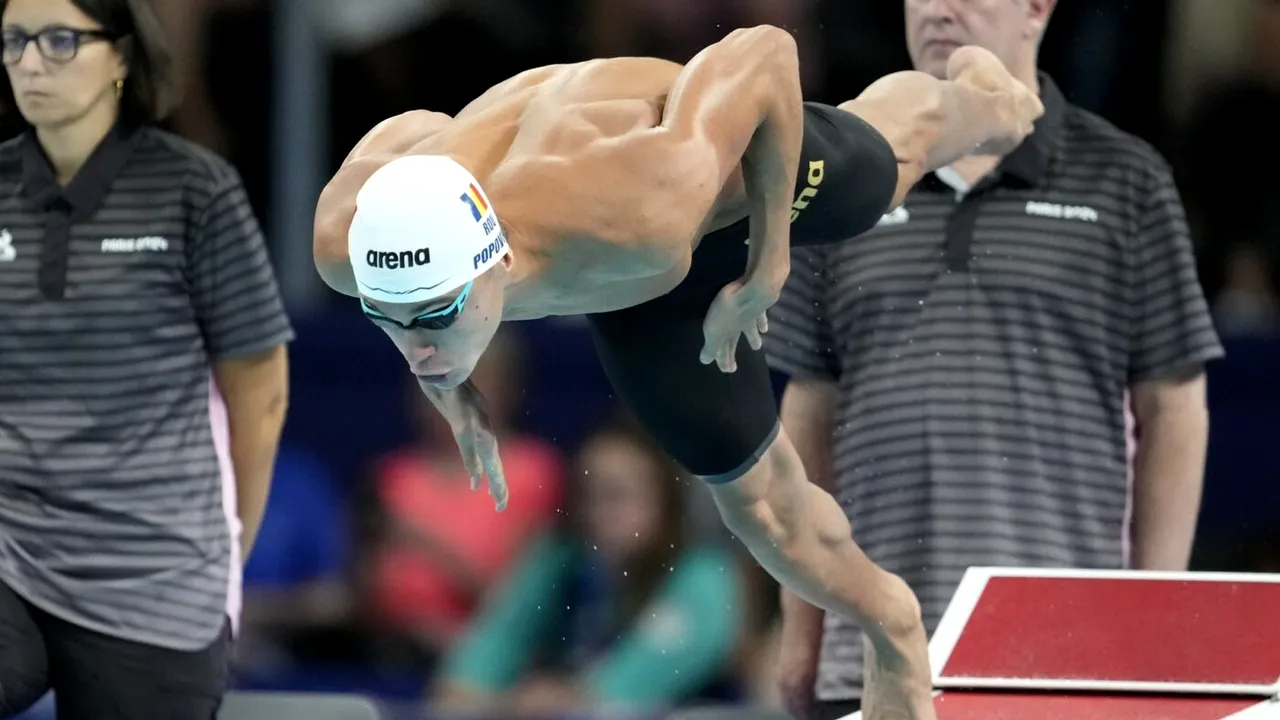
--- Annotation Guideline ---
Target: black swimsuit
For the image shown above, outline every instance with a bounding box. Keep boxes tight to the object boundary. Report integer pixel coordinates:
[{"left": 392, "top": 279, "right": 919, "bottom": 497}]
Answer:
[{"left": 586, "top": 103, "right": 899, "bottom": 481}]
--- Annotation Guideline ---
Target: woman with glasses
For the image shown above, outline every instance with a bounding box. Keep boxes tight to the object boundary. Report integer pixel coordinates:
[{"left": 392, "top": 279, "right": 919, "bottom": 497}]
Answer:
[{"left": 0, "top": 0, "right": 293, "bottom": 717}]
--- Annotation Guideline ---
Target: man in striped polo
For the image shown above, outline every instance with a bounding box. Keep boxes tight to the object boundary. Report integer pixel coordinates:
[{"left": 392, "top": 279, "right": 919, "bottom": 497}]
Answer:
[{"left": 765, "top": 1, "right": 1224, "bottom": 718}]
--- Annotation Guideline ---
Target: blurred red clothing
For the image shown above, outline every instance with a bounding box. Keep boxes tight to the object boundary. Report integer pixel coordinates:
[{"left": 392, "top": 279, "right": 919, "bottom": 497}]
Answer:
[{"left": 370, "top": 436, "right": 564, "bottom": 640}]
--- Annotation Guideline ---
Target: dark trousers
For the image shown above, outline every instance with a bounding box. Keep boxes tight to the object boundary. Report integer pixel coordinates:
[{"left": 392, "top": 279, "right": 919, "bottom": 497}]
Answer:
[
  {"left": 0, "top": 580, "right": 230, "bottom": 719},
  {"left": 817, "top": 700, "right": 863, "bottom": 720}
]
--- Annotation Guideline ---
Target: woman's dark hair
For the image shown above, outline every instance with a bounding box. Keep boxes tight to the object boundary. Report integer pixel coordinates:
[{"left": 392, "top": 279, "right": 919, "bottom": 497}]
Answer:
[
  {"left": 0, "top": 0, "right": 180, "bottom": 125},
  {"left": 565, "top": 409, "right": 692, "bottom": 626}
]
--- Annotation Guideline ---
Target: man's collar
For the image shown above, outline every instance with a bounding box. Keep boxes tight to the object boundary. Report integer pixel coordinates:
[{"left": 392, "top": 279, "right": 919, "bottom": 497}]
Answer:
[
  {"left": 1000, "top": 71, "right": 1066, "bottom": 185},
  {"left": 21, "top": 120, "right": 144, "bottom": 216}
]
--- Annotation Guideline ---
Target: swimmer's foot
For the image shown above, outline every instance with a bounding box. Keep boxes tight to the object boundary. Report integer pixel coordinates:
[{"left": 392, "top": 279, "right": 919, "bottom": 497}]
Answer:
[
  {"left": 861, "top": 578, "right": 937, "bottom": 720},
  {"left": 946, "top": 45, "right": 1043, "bottom": 156}
]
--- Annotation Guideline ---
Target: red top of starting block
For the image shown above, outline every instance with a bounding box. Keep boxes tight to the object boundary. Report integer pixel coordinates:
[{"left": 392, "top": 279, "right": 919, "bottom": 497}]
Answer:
[{"left": 928, "top": 568, "right": 1280, "bottom": 695}]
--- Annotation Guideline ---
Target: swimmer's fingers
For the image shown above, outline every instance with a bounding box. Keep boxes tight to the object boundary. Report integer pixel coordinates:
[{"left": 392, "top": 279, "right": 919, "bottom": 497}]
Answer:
[
  {"left": 480, "top": 442, "right": 509, "bottom": 512},
  {"left": 699, "top": 318, "right": 724, "bottom": 367},
  {"left": 718, "top": 337, "right": 738, "bottom": 373},
  {"left": 757, "top": 313, "right": 768, "bottom": 335},
  {"left": 700, "top": 326, "right": 725, "bottom": 368},
  {"left": 460, "top": 440, "right": 483, "bottom": 491},
  {"left": 745, "top": 317, "right": 765, "bottom": 352},
  {"left": 454, "top": 429, "right": 486, "bottom": 492},
  {"left": 702, "top": 284, "right": 747, "bottom": 372}
]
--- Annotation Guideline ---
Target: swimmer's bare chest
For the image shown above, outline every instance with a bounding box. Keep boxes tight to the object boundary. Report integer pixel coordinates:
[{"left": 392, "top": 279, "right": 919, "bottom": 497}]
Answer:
[{"left": 344, "top": 58, "right": 747, "bottom": 317}]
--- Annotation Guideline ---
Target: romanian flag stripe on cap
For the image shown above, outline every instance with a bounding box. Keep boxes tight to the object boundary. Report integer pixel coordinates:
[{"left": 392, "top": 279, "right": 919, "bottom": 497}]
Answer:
[
  {"left": 461, "top": 183, "right": 489, "bottom": 221},
  {"left": 469, "top": 184, "right": 488, "bottom": 212}
]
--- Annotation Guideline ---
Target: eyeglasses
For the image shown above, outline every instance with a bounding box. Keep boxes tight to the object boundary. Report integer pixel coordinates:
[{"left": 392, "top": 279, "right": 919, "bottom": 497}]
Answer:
[
  {"left": 361, "top": 280, "right": 474, "bottom": 331},
  {"left": 2, "top": 26, "right": 116, "bottom": 66}
]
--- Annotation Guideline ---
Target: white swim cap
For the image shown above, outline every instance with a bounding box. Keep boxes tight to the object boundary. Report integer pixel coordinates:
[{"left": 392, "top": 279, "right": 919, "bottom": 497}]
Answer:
[{"left": 347, "top": 155, "right": 509, "bottom": 304}]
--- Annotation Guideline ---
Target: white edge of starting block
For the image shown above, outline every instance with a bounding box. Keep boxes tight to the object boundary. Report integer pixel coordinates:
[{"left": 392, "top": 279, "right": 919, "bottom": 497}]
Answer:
[
  {"left": 837, "top": 691, "right": 943, "bottom": 720},
  {"left": 839, "top": 695, "right": 1280, "bottom": 720},
  {"left": 931, "top": 676, "right": 1280, "bottom": 696},
  {"left": 1222, "top": 697, "right": 1280, "bottom": 719},
  {"left": 967, "top": 566, "right": 1280, "bottom": 583},
  {"left": 928, "top": 568, "right": 991, "bottom": 682}
]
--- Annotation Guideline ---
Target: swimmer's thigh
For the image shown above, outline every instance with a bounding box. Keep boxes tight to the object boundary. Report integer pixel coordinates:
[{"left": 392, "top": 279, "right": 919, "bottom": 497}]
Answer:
[
  {"left": 789, "top": 102, "right": 899, "bottom": 246},
  {"left": 587, "top": 295, "right": 779, "bottom": 482},
  {"left": 0, "top": 580, "right": 50, "bottom": 716}
]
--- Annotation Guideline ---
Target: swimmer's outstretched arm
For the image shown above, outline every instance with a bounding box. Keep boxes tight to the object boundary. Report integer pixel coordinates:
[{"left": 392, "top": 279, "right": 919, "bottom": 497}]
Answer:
[{"left": 840, "top": 46, "right": 1043, "bottom": 209}]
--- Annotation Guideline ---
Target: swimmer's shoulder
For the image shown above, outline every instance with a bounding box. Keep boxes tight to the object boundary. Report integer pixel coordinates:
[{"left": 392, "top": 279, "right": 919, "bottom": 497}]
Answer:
[
  {"left": 563, "top": 56, "right": 685, "bottom": 94},
  {"left": 343, "top": 110, "right": 455, "bottom": 164},
  {"left": 314, "top": 155, "right": 388, "bottom": 297},
  {"left": 454, "top": 64, "right": 573, "bottom": 119}
]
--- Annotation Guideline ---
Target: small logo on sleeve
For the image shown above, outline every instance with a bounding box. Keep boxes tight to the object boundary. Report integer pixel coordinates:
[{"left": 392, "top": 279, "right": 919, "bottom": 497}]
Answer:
[{"left": 0, "top": 229, "right": 14, "bottom": 262}]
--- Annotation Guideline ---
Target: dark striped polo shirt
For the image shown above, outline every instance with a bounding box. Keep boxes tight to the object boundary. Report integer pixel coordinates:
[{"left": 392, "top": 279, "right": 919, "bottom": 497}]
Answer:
[
  {"left": 0, "top": 122, "right": 294, "bottom": 650},
  {"left": 766, "top": 76, "right": 1224, "bottom": 700}
]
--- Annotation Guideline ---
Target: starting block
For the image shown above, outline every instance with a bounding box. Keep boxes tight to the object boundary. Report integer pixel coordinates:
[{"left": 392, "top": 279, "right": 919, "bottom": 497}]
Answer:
[{"left": 847, "top": 568, "right": 1280, "bottom": 719}]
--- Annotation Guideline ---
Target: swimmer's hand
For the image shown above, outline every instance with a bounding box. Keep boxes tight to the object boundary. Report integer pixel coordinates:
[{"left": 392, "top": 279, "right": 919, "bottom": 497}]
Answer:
[
  {"left": 421, "top": 379, "right": 509, "bottom": 512},
  {"left": 454, "top": 380, "right": 509, "bottom": 512},
  {"left": 700, "top": 278, "right": 776, "bottom": 373}
]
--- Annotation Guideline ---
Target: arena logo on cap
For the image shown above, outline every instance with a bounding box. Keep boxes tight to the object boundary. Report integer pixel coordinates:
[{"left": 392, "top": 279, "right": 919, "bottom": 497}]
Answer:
[
  {"left": 473, "top": 231, "right": 507, "bottom": 270},
  {"left": 367, "top": 248, "right": 431, "bottom": 269}
]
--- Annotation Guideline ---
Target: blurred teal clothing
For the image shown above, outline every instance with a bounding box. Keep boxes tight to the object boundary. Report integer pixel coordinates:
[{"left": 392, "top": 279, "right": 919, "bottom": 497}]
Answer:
[{"left": 442, "top": 533, "right": 742, "bottom": 710}]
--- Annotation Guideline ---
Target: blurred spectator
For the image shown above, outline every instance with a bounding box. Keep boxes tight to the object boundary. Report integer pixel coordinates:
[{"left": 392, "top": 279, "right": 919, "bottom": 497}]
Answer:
[
  {"left": 234, "top": 446, "right": 354, "bottom": 682},
  {"left": 364, "top": 329, "right": 564, "bottom": 661},
  {"left": 152, "top": 0, "right": 234, "bottom": 156},
  {"left": 1164, "top": 0, "right": 1259, "bottom": 126},
  {"left": 1211, "top": 244, "right": 1279, "bottom": 337},
  {"left": 1181, "top": 0, "right": 1280, "bottom": 305},
  {"left": 433, "top": 417, "right": 743, "bottom": 717}
]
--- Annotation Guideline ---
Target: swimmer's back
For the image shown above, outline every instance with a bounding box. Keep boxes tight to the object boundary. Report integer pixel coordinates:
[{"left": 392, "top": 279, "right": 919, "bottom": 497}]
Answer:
[
  {"left": 315, "top": 57, "right": 696, "bottom": 297},
  {"left": 350, "top": 58, "right": 685, "bottom": 165}
]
